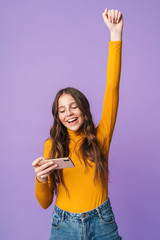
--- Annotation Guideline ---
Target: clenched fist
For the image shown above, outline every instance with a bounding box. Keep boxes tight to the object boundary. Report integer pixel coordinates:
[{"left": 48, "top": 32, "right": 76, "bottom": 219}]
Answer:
[{"left": 102, "top": 8, "right": 123, "bottom": 41}]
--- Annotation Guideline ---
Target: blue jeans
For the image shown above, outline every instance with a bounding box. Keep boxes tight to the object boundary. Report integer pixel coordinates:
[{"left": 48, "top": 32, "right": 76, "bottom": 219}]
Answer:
[{"left": 49, "top": 198, "right": 122, "bottom": 240}]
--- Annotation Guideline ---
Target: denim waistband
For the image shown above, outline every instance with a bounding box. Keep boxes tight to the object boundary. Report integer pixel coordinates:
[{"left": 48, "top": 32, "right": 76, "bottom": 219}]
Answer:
[{"left": 54, "top": 197, "right": 111, "bottom": 220}]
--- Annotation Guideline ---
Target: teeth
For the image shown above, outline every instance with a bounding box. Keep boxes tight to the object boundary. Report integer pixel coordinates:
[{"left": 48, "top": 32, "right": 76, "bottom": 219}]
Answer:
[{"left": 68, "top": 118, "right": 77, "bottom": 123}]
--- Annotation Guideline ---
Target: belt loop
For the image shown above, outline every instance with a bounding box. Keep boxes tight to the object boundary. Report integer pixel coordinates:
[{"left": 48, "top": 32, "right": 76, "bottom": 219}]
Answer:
[
  {"left": 96, "top": 207, "right": 101, "bottom": 218},
  {"left": 62, "top": 210, "right": 65, "bottom": 221}
]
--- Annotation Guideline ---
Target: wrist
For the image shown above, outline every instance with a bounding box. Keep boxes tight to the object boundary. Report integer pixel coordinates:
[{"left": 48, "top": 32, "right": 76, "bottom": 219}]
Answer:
[
  {"left": 110, "top": 31, "right": 122, "bottom": 41},
  {"left": 36, "top": 175, "right": 48, "bottom": 183}
]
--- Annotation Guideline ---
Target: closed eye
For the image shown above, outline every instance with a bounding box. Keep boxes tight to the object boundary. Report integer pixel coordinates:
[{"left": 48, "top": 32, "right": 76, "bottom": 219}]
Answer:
[{"left": 59, "top": 110, "right": 65, "bottom": 113}]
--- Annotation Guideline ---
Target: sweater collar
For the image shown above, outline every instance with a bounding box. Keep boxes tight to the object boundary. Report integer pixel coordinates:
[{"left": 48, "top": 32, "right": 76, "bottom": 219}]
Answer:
[{"left": 67, "top": 129, "right": 85, "bottom": 138}]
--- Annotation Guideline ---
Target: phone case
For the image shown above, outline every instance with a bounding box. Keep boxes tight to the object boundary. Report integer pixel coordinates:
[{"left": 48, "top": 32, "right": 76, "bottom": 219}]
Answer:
[{"left": 38, "top": 157, "right": 75, "bottom": 169}]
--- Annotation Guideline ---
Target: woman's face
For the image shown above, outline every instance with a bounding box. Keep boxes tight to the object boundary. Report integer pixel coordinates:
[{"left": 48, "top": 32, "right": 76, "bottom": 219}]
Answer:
[{"left": 58, "top": 93, "right": 84, "bottom": 131}]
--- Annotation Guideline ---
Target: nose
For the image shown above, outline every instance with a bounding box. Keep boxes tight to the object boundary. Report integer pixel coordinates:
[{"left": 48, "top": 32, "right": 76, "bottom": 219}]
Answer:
[{"left": 66, "top": 108, "right": 73, "bottom": 117}]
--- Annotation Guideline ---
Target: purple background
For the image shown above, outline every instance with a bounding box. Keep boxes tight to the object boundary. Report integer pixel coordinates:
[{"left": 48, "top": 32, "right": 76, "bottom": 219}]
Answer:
[{"left": 1, "top": 0, "right": 160, "bottom": 239}]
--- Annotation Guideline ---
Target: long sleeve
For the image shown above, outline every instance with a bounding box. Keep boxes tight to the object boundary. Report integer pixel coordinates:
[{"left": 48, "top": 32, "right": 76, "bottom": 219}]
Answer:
[
  {"left": 35, "top": 139, "right": 54, "bottom": 209},
  {"left": 97, "top": 41, "right": 122, "bottom": 156}
]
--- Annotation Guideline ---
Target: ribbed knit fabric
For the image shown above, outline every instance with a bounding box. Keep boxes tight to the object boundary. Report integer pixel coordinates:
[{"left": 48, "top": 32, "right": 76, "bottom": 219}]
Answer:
[{"left": 35, "top": 41, "right": 122, "bottom": 213}]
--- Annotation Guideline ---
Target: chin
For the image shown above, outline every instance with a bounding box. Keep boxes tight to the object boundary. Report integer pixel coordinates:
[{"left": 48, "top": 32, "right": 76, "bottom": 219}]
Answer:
[
  {"left": 67, "top": 122, "right": 84, "bottom": 132},
  {"left": 68, "top": 126, "right": 80, "bottom": 132}
]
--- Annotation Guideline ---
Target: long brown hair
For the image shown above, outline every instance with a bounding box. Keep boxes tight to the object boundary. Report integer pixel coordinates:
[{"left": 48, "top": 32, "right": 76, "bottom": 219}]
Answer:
[{"left": 48, "top": 87, "right": 109, "bottom": 195}]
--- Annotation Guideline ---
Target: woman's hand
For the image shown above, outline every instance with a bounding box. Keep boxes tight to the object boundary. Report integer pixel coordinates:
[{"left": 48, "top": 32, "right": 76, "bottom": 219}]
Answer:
[
  {"left": 102, "top": 8, "right": 123, "bottom": 41},
  {"left": 32, "top": 157, "right": 57, "bottom": 183}
]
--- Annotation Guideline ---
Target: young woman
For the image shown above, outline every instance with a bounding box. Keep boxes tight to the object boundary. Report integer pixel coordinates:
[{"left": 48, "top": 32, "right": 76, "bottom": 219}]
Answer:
[{"left": 32, "top": 8, "right": 123, "bottom": 240}]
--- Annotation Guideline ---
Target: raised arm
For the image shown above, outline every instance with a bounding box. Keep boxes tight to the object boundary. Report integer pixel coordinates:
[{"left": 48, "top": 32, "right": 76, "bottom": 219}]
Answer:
[{"left": 97, "top": 9, "right": 123, "bottom": 154}]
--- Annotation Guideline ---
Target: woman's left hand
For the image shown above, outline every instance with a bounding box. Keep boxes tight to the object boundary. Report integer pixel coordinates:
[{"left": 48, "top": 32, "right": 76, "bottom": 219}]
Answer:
[{"left": 102, "top": 8, "right": 123, "bottom": 39}]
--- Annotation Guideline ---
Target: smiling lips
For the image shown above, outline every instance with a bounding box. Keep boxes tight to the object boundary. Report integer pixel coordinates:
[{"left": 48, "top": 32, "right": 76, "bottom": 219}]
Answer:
[{"left": 67, "top": 117, "right": 78, "bottom": 124}]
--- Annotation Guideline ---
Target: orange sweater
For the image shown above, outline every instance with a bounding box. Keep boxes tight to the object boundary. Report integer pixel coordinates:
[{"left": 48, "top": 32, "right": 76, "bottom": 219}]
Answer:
[{"left": 35, "top": 41, "right": 122, "bottom": 213}]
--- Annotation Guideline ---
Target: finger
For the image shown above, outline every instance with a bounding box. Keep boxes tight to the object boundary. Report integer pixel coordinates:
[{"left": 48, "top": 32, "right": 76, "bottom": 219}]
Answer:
[
  {"left": 37, "top": 164, "right": 58, "bottom": 177},
  {"left": 107, "top": 9, "right": 111, "bottom": 23},
  {"left": 117, "top": 11, "right": 122, "bottom": 23},
  {"left": 34, "top": 161, "right": 55, "bottom": 173},
  {"left": 102, "top": 8, "right": 108, "bottom": 19},
  {"left": 104, "top": 8, "right": 108, "bottom": 17},
  {"left": 115, "top": 10, "right": 119, "bottom": 23},
  {"left": 110, "top": 9, "right": 115, "bottom": 23},
  {"left": 32, "top": 156, "right": 44, "bottom": 167},
  {"left": 40, "top": 167, "right": 58, "bottom": 179}
]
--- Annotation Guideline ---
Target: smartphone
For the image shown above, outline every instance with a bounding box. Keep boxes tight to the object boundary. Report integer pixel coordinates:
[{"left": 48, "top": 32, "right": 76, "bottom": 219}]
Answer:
[{"left": 38, "top": 157, "right": 75, "bottom": 169}]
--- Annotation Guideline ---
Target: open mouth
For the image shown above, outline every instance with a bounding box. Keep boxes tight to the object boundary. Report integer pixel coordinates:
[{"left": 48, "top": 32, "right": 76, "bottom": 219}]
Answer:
[{"left": 67, "top": 117, "right": 78, "bottom": 124}]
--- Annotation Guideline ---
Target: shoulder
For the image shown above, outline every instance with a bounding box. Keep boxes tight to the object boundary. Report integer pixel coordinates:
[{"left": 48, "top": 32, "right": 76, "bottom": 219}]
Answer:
[
  {"left": 43, "top": 138, "right": 53, "bottom": 159},
  {"left": 44, "top": 138, "right": 53, "bottom": 148}
]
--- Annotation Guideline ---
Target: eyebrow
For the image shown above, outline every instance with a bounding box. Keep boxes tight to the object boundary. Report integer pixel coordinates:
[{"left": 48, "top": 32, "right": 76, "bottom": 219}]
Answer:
[{"left": 58, "top": 101, "right": 76, "bottom": 109}]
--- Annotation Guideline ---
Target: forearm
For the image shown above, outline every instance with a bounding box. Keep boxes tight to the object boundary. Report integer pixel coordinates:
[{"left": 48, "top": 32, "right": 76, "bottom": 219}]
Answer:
[{"left": 35, "top": 176, "right": 53, "bottom": 209}]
